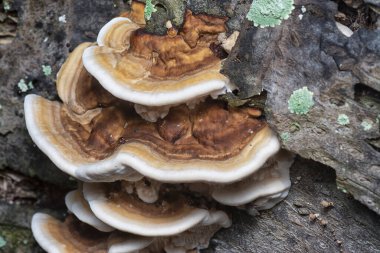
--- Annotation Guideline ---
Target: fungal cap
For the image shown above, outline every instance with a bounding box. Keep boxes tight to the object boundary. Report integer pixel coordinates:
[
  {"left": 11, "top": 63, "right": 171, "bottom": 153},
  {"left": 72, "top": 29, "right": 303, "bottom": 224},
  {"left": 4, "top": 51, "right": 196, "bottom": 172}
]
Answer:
[
  {"left": 56, "top": 42, "right": 117, "bottom": 115},
  {"left": 83, "top": 182, "right": 230, "bottom": 236},
  {"left": 82, "top": 13, "right": 231, "bottom": 107},
  {"left": 65, "top": 189, "right": 115, "bottom": 232},
  {"left": 25, "top": 95, "right": 280, "bottom": 183},
  {"left": 212, "top": 150, "right": 294, "bottom": 206},
  {"left": 31, "top": 213, "right": 109, "bottom": 253},
  {"left": 107, "top": 233, "right": 154, "bottom": 253},
  {"left": 97, "top": 17, "right": 140, "bottom": 51}
]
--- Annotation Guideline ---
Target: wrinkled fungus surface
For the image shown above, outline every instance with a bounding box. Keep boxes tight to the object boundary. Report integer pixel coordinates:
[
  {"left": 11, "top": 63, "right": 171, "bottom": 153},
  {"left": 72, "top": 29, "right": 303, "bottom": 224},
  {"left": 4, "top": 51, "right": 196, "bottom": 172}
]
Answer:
[{"left": 27, "top": 2, "right": 292, "bottom": 252}]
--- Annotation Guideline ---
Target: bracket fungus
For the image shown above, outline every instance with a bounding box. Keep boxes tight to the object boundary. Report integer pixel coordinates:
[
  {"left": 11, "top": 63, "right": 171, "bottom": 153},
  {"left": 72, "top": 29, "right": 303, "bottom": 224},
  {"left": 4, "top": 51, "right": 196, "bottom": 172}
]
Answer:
[
  {"left": 25, "top": 95, "right": 279, "bottom": 182},
  {"left": 32, "top": 213, "right": 110, "bottom": 253},
  {"left": 32, "top": 181, "right": 231, "bottom": 253},
  {"left": 56, "top": 42, "right": 119, "bottom": 115},
  {"left": 82, "top": 8, "right": 234, "bottom": 121},
  {"left": 31, "top": 213, "right": 160, "bottom": 253},
  {"left": 26, "top": 1, "right": 294, "bottom": 252},
  {"left": 65, "top": 189, "right": 115, "bottom": 232},
  {"left": 83, "top": 182, "right": 230, "bottom": 236},
  {"left": 211, "top": 150, "right": 294, "bottom": 208}
]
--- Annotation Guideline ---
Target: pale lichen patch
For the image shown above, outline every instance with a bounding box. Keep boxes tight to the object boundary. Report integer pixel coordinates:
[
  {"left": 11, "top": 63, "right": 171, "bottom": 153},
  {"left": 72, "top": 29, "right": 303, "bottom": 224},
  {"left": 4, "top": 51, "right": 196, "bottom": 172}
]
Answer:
[
  {"left": 17, "top": 79, "right": 33, "bottom": 93},
  {"left": 288, "top": 87, "right": 314, "bottom": 115},
  {"left": 361, "top": 120, "right": 373, "bottom": 131},
  {"left": 337, "top": 114, "right": 350, "bottom": 126},
  {"left": 42, "top": 65, "right": 52, "bottom": 76}
]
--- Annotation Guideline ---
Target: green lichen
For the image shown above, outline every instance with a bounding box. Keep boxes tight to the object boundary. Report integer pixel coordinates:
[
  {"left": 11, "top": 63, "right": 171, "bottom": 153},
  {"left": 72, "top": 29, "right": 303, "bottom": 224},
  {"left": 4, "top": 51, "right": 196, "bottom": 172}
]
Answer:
[
  {"left": 144, "top": 0, "right": 157, "bottom": 21},
  {"left": 246, "top": 0, "right": 294, "bottom": 28},
  {"left": 288, "top": 87, "right": 314, "bottom": 115},
  {"left": 0, "top": 225, "right": 37, "bottom": 252},
  {"left": 3, "top": 1, "right": 10, "bottom": 12},
  {"left": 280, "top": 132, "right": 290, "bottom": 142},
  {"left": 17, "top": 79, "right": 33, "bottom": 92},
  {"left": 0, "top": 236, "right": 6, "bottom": 248},
  {"left": 28, "top": 81, "right": 34, "bottom": 89},
  {"left": 337, "top": 114, "right": 350, "bottom": 126},
  {"left": 361, "top": 120, "right": 373, "bottom": 131},
  {"left": 17, "top": 79, "right": 28, "bottom": 92},
  {"left": 42, "top": 65, "right": 52, "bottom": 76}
]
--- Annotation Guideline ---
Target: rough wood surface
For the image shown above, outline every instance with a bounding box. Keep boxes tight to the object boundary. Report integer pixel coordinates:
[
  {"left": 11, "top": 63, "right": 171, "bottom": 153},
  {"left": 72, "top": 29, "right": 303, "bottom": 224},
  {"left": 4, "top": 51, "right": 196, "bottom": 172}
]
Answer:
[
  {"left": 206, "top": 158, "right": 380, "bottom": 253},
  {"left": 222, "top": 0, "right": 380, "bottom": 214}
]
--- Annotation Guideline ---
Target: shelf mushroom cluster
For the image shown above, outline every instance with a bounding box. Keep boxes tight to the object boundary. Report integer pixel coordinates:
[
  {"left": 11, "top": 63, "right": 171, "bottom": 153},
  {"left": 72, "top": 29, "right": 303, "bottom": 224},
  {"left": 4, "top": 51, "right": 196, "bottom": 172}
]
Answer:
[{"left": 25, "top": 2, "right": 294, "bottom": 252}]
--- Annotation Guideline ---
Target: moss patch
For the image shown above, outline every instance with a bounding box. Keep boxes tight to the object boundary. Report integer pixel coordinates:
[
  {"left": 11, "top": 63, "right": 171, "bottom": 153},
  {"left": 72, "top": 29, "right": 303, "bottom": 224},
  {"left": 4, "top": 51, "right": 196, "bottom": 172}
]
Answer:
[{"left": 0, "top": 225, "right": 42, "bottom": 253}]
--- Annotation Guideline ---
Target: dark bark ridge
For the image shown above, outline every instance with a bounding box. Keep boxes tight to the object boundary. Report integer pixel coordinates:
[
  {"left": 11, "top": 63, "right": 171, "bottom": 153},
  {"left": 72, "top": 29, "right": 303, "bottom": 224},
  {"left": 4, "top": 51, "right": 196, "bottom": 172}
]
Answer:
[{"left": 222, "top": 0, "right": 380, "bottom": 214}]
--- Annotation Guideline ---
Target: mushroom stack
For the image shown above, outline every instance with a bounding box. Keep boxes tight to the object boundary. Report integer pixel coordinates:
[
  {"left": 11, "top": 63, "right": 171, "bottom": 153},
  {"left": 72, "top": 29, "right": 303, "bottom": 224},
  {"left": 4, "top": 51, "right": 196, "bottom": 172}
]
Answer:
[{"left": 25, "top": 2, "right": 294, "bottom": 252}]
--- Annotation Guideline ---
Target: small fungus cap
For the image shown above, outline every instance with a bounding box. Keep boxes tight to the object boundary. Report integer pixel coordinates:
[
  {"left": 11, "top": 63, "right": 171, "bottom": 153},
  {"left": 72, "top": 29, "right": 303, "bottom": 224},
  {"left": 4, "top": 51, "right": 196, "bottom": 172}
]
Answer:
[
  {"left": 65, "top": 189, "right": 115, "bottom": 232},
  {"left": 31, "top": 213, "right": 109, "bottom": 253},
  {"left": 82, "top": 10, "right": 232, "bottom": 107},
  {"left": 212, "top": 150, "right": 294, "bottom": 207},
  {"left": 57, "top": 42, "right": 118, "bottom": 115},
  {"left": 82, "top": 182, "right": 230, "bottom": 236},
  {"left": 31, "top": 213, "right": 154, "bottom": 253}
]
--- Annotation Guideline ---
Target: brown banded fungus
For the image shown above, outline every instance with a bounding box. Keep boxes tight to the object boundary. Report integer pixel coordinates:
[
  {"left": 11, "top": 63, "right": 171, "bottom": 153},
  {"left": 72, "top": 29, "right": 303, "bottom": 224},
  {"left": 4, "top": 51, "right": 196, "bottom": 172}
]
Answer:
[
  {"left": 120, "top": 1, "right": 146, "bottom": 27},
  {"left": 26, "top": 2, "right": 292, "bottom": 252},
  {"left": 25, "top": 95, "right": 279, "bottom": 182},
  {"left": 32, "top": 180, "right": 230, "bottom": 253},
  {"left": 83, "top": 182, "right": 231, "bottom": 236},
  {"left": 57, "top": 42, "right": 119, "bottom": 115},
  {"left": 31, "top": 213, "right": 159, "bottom": 253},
  {"left": 32, "top": 213, "right": 110, "bottom": 253},
  {"left": 211, "top": 150, "right": 294, "bottom": 209},
  {"left": 82, "top": 8, "right": 234, "bottom": 122},
  {"left": 32, "top": 212, "right": 226, "bottom": 253}
]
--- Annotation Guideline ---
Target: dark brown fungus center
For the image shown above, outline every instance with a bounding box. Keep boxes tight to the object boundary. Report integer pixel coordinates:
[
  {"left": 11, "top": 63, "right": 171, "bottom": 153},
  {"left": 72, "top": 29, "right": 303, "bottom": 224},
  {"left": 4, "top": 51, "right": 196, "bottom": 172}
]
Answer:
[
  {"left": 128, "top": 10, "right": 228, "bottom": 78},
  {"left": 60, "top": 99, "right": 265, "bottom": 161}
]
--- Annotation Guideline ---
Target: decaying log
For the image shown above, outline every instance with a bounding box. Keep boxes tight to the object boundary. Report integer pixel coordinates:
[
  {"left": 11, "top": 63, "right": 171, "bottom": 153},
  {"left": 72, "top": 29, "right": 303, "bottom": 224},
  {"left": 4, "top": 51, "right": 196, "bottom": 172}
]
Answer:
[
  {"left": 223, "top": 0, "right": 380, "bottom": 214},
  {"left": 0, "top": 0, "right": 379, "bottom": 252}
]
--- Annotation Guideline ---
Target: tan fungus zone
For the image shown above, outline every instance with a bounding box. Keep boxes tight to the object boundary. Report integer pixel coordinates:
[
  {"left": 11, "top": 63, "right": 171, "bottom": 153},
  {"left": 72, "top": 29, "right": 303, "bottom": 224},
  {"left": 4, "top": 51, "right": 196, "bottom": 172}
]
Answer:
[
  {"left": 99, "top": 18, "right": 140, "bottom": 51},
  {"left": 92, "top": 46, "right": 227, "bottom": 92},
  {"left": 120, "top": 1, "right": 146, "bottom": 26},
  {"left": 216, "top": 157, "right": 285, "bottom": 193},
  {"left": 129, "top": 9, "right": 227, "bottom": 78},
  {"left": 41, "top": 215, "right": 108, "bottom": 253},
  {"left": 104, "top": 183, "right": 200, "bottom": 223},
  {"left": 89, "top": 9, "right": 228, "bottom": 91},
  {"left": 71, "top": 188, "right": 94, "bottom": 213},
  {"left": 31, "top": 96, "right": 268, "bottom": 173},
  {"left": 180, "top": 10, "right": 228, "bottom": 48},
  {"left": 57, "top": 42, "right": 118, "bottom": 114}
]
